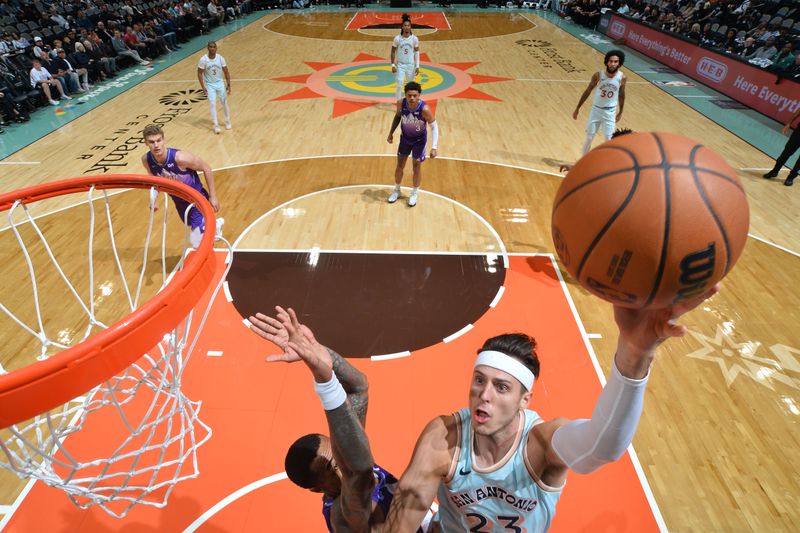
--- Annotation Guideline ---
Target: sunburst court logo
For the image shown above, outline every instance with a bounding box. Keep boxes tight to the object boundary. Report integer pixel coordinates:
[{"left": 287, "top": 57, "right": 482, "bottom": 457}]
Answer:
[{"left": 272, "top": 53, "right": 512, "bottom": 118}]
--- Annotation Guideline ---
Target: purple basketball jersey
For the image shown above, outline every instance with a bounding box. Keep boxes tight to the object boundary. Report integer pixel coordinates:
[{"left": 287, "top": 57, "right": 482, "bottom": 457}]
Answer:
[
  {"left": 400, "top": 98, "right": 427, "bottom": 141},
  {"left": 146, "top": 148, "right": 208, "bottom": 230}
]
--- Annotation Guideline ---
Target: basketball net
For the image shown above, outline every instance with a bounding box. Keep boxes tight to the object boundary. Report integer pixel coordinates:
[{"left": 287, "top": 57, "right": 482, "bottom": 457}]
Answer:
[{"left": 0, "top": 177, "right": 231, "bottom": 518}]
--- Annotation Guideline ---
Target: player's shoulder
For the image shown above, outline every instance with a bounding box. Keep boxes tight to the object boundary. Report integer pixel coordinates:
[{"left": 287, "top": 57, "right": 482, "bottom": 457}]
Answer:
[
  {"left": 420, "top": 413, "right": 458, "bottom": 443},
  {"left": 392, "top": 34, "right": 401, "bottom": 44}
]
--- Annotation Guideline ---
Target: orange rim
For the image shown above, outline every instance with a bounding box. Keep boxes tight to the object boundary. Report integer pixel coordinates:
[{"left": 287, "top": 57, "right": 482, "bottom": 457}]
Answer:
[{"left": 0, "top": 175, "right": 217, "bottom": 428}]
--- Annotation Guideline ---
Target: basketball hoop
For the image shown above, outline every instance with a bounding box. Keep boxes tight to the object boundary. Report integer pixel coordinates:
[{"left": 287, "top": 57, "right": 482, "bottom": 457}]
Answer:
[{"left": 0, "top": 175, "right": 231, "bottom": 518}]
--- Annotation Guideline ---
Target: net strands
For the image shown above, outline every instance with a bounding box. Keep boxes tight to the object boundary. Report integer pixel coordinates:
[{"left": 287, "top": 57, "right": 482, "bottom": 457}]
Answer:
[{"left": 0, "top": 179, "right": 230, "bottom": 518}]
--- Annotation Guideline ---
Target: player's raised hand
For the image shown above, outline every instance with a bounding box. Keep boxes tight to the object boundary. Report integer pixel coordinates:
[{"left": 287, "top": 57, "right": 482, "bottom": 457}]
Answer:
[
  {"left": 614, "top": 284, "right": 720, "bottom": 355},
  {"left": 249, "top": 311, "right": 297, "bottom": 361},
  {"left": 276, "top": 306, "right": 334, "bottom": 383}
]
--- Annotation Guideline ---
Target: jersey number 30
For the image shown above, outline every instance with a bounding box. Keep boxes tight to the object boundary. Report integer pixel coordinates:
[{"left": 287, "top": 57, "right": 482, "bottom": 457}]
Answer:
[
  {"left": 466, "top": 512, "right": 527, "bottom": 533},
  {"left": 600, "top": 89, "right": 615, "bottom": 98}
]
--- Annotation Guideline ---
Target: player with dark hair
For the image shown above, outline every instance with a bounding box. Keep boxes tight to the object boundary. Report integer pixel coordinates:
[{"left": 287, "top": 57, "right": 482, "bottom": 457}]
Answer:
[
  {"left": 386, "top": 81, "right": 439, "bottom": 207},
  {"left": 383, "top": 285, "right": 719, "bottom": 532},
  {"left": 573, "top": 49, "right": 627, "bottom": 155},
  {"left": 391, "top": 14, "right": 419, "bottom": 101},
  {"left": 248, "top": 307, "right": 433, "bottom": 532}
]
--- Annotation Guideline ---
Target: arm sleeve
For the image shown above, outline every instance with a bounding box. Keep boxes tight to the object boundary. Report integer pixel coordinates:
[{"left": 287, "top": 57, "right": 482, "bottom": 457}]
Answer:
[
  {"left": 429, "top": 120, "right": 439, "bottom": 149},
  {"left": 551, "top": 359, "right": 649, "bottom": 474}
]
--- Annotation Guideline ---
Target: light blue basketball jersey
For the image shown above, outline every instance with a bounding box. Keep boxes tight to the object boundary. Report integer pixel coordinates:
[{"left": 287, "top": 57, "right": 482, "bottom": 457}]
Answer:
[{"left": 436, "top": 408, "right": 563, "bottom": 533}]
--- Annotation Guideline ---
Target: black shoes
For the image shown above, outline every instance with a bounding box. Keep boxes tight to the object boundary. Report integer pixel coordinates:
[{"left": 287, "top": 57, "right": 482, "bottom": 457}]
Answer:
[
  {"left": 763, "top": 170, "right": 778, "bottom": 179},
  {"left": 785, "top": 175, "right": 796, "bottom": 186}
]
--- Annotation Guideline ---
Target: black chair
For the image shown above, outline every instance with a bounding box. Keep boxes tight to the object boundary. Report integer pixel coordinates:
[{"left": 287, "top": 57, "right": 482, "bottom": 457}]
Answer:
[{"left": 2, "top": 72, "right": 43, "bottom": 111}]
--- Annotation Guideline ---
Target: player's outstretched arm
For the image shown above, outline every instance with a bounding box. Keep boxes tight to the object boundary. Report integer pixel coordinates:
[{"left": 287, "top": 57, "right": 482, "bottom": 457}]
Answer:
[
  {"left": 384, "top": 416, "right": 453, "bottom": 533},
  {"left": 250, "top": 307, "right": 370, "bottom": 426},
  {"left": 573, "top": 72, "right": 599, "bottom": 119},
  {"left": 273, "top": 307, "right": 375, "bottom": 532},
  {"left": 536, "top": 284, "right": 720, "bottom": 480},
  {"left": 176, "top": 150, "right": 220, "bottom": 212}
]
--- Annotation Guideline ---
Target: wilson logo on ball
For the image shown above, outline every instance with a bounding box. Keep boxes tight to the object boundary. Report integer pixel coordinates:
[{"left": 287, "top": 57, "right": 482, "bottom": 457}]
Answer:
[{"left": 674, "top": 243, "right": 716, "bottom": 303}]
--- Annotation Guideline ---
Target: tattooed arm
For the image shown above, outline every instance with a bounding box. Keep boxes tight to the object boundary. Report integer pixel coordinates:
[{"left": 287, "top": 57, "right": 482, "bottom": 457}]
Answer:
[
  {"left": 328, "top": 346, "right": 369, "bottom": 427},
  {"left": 248, "top": 307, "right": 376, "bottom": 530}
]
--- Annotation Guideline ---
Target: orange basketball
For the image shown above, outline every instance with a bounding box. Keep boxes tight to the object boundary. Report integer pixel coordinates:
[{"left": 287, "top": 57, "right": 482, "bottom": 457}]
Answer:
[{"left": 551, "top": 132, "right": 749, "bottom": 309}]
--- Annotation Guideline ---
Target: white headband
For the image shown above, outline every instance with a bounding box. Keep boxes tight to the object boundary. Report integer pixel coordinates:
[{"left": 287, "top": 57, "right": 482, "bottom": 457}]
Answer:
[{"left": 474, "top": 350, "right": 535, "bottom": 391}]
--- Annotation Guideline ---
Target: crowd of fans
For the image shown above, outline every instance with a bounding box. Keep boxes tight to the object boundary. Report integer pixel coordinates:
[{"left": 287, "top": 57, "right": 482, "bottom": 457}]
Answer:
[
  {"left": 560, "top": 0, "right": 800, "bottom": 80},
  {"left": 0, "top": 0, "right": 266, "bottom": 135}
]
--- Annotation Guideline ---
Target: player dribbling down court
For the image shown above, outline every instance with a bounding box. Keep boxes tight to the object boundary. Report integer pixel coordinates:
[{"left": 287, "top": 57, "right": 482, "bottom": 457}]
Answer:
[{"left": 386, "top": 81, "right": 439, "bottom": 207}]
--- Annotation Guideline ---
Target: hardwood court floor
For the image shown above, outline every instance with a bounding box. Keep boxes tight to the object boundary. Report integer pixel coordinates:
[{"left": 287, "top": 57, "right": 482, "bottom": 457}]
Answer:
[{"left": 1, "top": 10, "right": 799, "bottom": 533}]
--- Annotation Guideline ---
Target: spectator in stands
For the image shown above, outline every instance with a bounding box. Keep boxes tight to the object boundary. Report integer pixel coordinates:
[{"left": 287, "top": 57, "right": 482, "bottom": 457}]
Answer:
[
  {"left": 51, "top": 48, "right": 87, "bottom": 93},
  {"left": 124, "top": 26, "right": 151, "bottom": 59},
  {"left": 112, "top": 28, "right": 151, "bottom": 66},
  {"left": 134, "top": 22, "right": 166, "bottom": 56},
  {"left": 72, "top": 42, "right": 101, "bottom": 84},
  {"left": 49, "top": 5, "right": 70, "bottom": 30},
  {"left": 700, "top": 23, "right": 718, "bottom": 47},
  {"left": 738, "top": 36, "right": 757, "bottom": 58},
  {"left": 720, "top": 28, "right": 739, "bottom": 51},
  {"left": 756, "top": 23, "right": 780, "bottom": 44},
  {"left": 143, "top": 21, "right": 175, "bottom": 53},
  {"left": 748, "top": 36, "right": 777, "bottom": 62},
  {"left": 62, "top": 33, "right": 77, "bottom": 54},
  {"left": 207, "top": 0, "right": 224, "bottom": 23},
  {"left": 11, "top": 31, "right": 29, "bottom": 51},
  {"left": 771, "top": 42, "right": 798, "bottom": 73},
  {"left": 617, "top": 1, "right": 630, "bottom": 15},
  {"left": 0, "top": 33, "right": 11, "bottom": 55},
  {"left": 151, "top": 18, "right": 180, "bottom": 50},
  {"left": 83, "top": 39, "right": 118, "bottom": 79},
  {"left": 38, "top": 54, "right": 71, "bottom": 95},
  {"left": 76, "top": 9, "right": 93, "bottom": 31},
  {"left": 48, "top": 39, "right": 63, "bottom": 59},
  {"left": 781, "top": 53, "right": 800, "bottom": 82},
  {"left": 687, "top": 22, "right": 703, "bottom": 41},
  {"left": 32, "top": 36, "right": 47, "bottom": 59},
  {"left": 731, "top": 0, "right": 749, "bottom": 15},
  {"left": 29, "top": 58, "right": 69, "bottom": 106},
  {"left": 96, "top": 21, "right": 115, "bottom": 45}
]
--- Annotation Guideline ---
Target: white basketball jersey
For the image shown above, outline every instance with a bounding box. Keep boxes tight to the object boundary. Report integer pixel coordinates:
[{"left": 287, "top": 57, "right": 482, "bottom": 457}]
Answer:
[
  {"left": 591, "top": 69, "right": 623, "bottom": 109},
  {"left": 393, "top": 34, "right": 419, "bottom": 65},
  {"left": 198, "top": 54, "right": 226, "bottom": 86}
]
